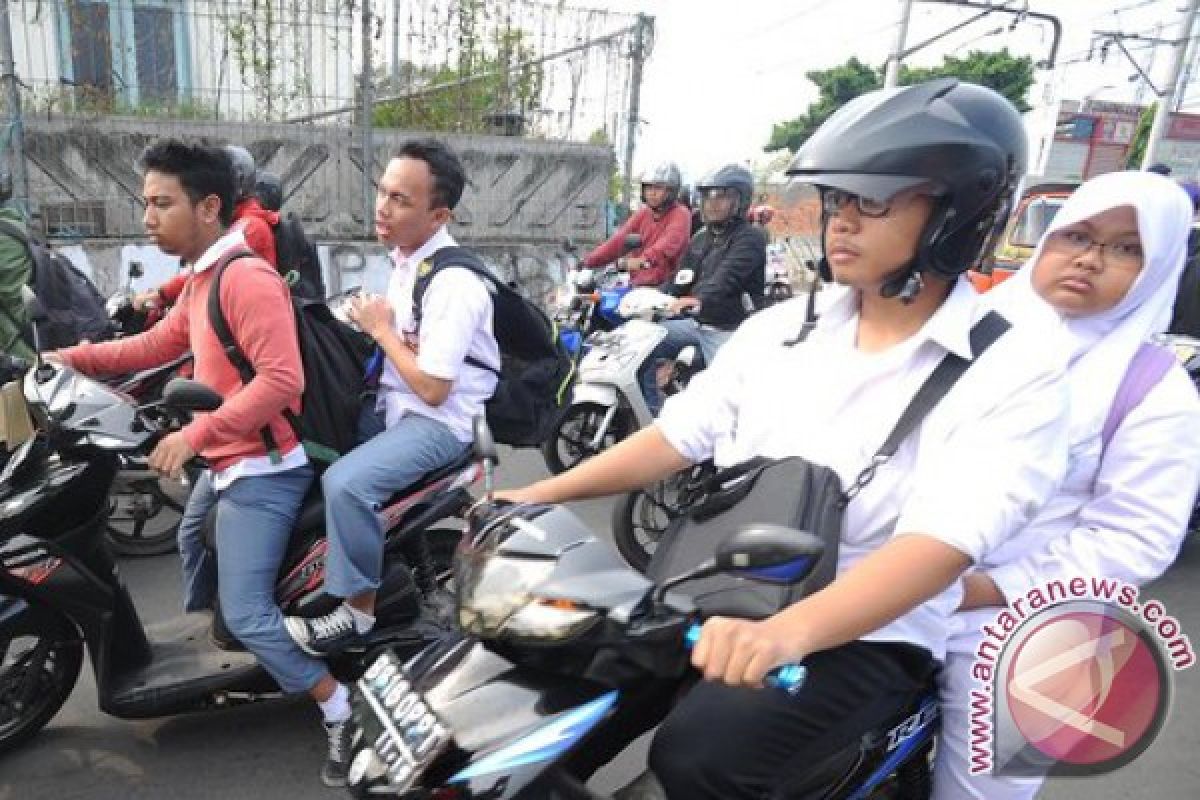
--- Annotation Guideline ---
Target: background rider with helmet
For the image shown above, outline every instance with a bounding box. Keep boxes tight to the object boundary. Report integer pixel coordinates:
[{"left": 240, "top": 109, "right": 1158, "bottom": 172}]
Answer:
[
  {"left": 582, "top": 161, "right": 692, "bottom": 287},
  {"left": 638, "top": 163, "right": 766, "bottom": 415}
]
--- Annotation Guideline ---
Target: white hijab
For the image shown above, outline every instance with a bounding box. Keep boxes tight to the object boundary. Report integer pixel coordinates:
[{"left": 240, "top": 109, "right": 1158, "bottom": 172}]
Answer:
[{"left": 988, "top": 170, "right": 1193, "bottom": 442}]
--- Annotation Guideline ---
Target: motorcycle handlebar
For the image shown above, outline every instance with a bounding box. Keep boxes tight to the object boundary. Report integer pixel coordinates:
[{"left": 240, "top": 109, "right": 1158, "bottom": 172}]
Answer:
[{"left": 683, "top": 622, "right": 807, "bottom": 695}]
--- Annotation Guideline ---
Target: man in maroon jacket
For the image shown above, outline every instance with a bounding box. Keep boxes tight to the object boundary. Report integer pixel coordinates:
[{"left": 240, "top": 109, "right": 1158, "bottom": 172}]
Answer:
[{"left": 583, "top": 162, "right": 691, "bottom": 286}]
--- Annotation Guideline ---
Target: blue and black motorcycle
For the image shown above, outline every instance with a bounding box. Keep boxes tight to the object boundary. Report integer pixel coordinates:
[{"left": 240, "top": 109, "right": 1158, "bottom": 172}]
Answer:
[{"left": 344, "top": 424, "right": 940, "bottom": 799}]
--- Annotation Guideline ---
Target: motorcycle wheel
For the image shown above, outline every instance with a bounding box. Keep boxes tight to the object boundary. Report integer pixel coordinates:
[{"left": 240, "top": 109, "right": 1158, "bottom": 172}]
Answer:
[
  {"left": 105, "top": 470, "right": 192, "bottom": 557},
  {"left": 541, "top": 402, "right": 634, "bottom": 475},
  {"left": 612, "top": 478, "right": 689, "bottom": 573},
  {"left": 0, "top": 604, "right": 82, "bottom": 755}
]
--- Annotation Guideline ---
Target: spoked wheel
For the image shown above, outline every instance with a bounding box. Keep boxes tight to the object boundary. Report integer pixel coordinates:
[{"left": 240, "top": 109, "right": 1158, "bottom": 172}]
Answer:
[
  {"left": 0, "top": 605, "right": 82, "bottom": 755},
  {"left": 106, "top": 467, "right": 192, "bottom": 557},
  {"left": 541, "top": 402, "right": 633, "bottom": 474},
  {"left": 612, "top": 477, "right": 690, "bottom": 573}
]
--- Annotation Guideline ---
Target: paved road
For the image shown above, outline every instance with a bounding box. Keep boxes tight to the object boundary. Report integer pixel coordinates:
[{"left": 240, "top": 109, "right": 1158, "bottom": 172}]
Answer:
[{"left": 4, "top": 447, "right": 1198, "bottom": 799}]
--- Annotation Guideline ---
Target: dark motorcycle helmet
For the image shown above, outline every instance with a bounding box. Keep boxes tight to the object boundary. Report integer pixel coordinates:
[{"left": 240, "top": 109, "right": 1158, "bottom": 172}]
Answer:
[
  {"left": 786, "top": 78, "right": 1027, "bottom": 296},
  {"left": 223, "top": 144, "right": 257, "bottom": 202},
  {"left": 254, "top": 169, "right": 283, "bottom": 212},
  {"left": 697, "top": 164, "right": 754, "bottom": 229},
  {"left": 639, "top": 161, "right": 682, "bottom": 210}
]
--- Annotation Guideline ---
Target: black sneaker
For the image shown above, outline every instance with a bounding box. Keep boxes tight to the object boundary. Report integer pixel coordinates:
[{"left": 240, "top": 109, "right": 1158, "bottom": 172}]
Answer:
[
  {"left": 321, "top": 717, "right": 357, "bottom": 788},
  {"left": 284, "top": 605, "right": 361, "bottom": 656}
]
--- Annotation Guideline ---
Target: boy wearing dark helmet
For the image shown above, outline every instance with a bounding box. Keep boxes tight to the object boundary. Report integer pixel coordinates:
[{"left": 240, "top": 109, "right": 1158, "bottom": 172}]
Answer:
[{"left": 501, "top": 79, "right": 1070, "bottom": 797}]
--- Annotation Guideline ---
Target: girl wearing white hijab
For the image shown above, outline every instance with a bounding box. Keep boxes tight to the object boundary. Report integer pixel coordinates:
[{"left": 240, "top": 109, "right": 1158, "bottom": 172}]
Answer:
[{"left": 933, "top": 170, "right": 1200, "bottom": 798}]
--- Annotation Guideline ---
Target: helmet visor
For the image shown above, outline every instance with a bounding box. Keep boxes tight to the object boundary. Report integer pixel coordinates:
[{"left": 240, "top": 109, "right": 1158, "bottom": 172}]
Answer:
[{"left": 699, "top": 186, "right": 739, "bottom": 225}]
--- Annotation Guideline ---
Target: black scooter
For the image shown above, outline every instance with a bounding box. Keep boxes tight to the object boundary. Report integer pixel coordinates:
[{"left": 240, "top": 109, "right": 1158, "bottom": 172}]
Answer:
[
  {"left": 344, "top": 423, "right": 939, "bottom": 799},
  {"left": 0, "top": 299, "right": 475, "bottom": 756}
]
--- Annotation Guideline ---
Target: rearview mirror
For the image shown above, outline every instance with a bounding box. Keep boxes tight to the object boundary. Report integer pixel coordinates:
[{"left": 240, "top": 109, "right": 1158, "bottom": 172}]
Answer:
[
  {"left": 163, "top": 378, "right": 223, "bottom": 412},
  {"left": 714, "top": 525, "right": 826, "bottom": 586},
  {"left": 472, "top": 415, "right": 499, "bottom": 466}
]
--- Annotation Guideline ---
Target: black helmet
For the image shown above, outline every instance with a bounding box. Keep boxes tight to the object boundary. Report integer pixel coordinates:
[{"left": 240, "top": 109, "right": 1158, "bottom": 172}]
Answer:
[
  {"left": 787, "top": 78, "right": 1027, "bottom": 294},
  {"left": 223, "top": 144, "right": 256, "bottom": 201},
  {"left": 697, "top": 164, "right": 754, "bottom": 228},
  {"left": 639, "top": 161, "right": 682, "bottom": 209},
  {"left": 254, "top": 169, "right": 283, "bottom": 212}
]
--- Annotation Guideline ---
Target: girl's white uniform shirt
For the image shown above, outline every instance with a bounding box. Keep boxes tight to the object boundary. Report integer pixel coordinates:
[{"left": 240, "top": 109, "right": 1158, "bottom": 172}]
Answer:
[{"left": 656, "top": 277, "right": 1071, "bottom": 661}]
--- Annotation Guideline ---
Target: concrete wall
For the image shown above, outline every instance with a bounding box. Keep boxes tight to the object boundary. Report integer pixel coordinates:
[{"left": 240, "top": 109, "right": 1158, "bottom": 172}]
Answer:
[{"left": 23, "top": 116, "right": 612, "bottom": 245}]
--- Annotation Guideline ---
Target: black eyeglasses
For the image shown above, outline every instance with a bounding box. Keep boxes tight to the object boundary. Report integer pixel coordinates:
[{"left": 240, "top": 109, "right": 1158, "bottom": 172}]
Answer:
[
  {"left": 1046, "top": 228, "right": 1144, "bottom": 268},
  {"left": 820, "top": 186, "right": 938, "bottom": 219}
]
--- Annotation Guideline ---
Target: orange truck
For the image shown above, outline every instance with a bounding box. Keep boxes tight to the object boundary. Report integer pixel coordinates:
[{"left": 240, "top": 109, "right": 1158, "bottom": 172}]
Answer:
[{"left": 968, "top": 181, "right": 1078, "bottom": 292}]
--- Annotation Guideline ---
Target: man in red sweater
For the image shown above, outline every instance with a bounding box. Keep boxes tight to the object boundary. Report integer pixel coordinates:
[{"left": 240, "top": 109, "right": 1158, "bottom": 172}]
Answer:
[
  {"left": 55, "top": 140, "right": 354, "bottom": 786},
  {"left": 583, "top": 161, "right": 691, "bottom": 286},
  {"left": 132, "top": 144, "right": 279, "bottom": 315}
]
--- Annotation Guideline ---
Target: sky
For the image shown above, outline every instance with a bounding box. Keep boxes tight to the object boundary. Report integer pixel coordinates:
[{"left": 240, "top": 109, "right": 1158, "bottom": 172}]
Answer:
[{"left": 585, "top": 0, "right": 1195, "bottom": 181}]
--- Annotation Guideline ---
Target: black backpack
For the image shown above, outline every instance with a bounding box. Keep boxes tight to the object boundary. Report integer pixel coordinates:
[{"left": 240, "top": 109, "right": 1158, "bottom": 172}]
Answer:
[
  {"left": 413, "top": 246, "right": 574, "bottom": 447},
  {"left": 271, "top": 213, "right": 326, "bottom": 302},
  {"left": 208, "top": 248, "right": 372, "bottom": 469},
  {"left": 0, "top": 218, "right": 112, "bottom": 349}
]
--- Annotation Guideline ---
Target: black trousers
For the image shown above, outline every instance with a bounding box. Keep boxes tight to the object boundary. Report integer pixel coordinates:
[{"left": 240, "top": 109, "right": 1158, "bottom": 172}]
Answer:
[{"left": 642, "top": 640, "right": 933, "bottom": 800}]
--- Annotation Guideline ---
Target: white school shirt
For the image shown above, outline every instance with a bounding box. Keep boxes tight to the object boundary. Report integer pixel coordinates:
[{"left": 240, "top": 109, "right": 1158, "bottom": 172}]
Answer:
[
  {"left": 984, "top": 364, "right": 1200, "bottom": 598},
  {"left": 656, "top": 278, "right": 1071, "bottom": 661},
  {"left": 190, "top": 229, "right": 307, "bottom": 491},
  {"left": 378, "top": 226, "right": 500, "bottom": 443}
]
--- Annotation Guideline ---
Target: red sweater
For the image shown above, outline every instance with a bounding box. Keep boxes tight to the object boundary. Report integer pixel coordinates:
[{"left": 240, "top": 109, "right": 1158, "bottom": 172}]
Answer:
[
  {"left": 60, "top": 240, "right": 302, "bottom": 472},
  {"left": 583, "top": 203, "right": 692, "bottom": 286}
]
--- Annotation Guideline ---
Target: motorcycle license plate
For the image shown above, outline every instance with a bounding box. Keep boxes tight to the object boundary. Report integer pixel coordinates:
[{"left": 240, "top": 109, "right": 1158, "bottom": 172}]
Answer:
[{"left": 351, "top": 649, "right": 452, "bottom": 791}]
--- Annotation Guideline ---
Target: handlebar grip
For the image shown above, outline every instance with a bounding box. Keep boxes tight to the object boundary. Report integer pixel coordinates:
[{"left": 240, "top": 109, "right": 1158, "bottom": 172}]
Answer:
[{"left": 683, "top": 623, "right": 808, "bottom": 695}]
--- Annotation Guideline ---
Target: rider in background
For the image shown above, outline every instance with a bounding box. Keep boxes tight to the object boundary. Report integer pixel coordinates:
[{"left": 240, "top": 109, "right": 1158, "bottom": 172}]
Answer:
[
  {"left": 582, "top": 162, "right": 691, "bottom": 287},
  {"left": 933, "top": 171, "right": 1200, "bottom": 799},
  {"left": 638, "top": 163, "right": 766, "bottom": 415}
]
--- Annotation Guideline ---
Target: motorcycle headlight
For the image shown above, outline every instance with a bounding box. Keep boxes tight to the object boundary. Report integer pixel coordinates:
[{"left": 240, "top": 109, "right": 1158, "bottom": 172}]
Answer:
[{"left": 455, "top": 553, "right": 599, "bottom": 641}]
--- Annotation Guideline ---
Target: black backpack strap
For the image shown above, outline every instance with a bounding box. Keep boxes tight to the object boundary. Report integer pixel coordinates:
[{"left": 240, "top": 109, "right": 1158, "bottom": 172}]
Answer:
[
  {"left": 411, "top": 245, "right": 502, "bottom": 377},
  {"left": 842, "top": 310, "right": 1011, "bottom": 504},
  {"left": 207, "top": 246, "right": 287, "bottom": 462}
]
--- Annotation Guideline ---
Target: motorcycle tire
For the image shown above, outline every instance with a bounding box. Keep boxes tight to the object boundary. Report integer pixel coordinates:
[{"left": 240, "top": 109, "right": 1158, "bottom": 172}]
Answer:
[
  {"left": 105, "top": 472, "right": 192, "bottom": 557},
  {"left": 0, "top": 602, "right": 83, "bottom": 755},
  {"left": 612, "top": 481, "right": 685, "bottom": 573},
  {"left": 541, "top": 402, "right": 634, "bottom": 475}
]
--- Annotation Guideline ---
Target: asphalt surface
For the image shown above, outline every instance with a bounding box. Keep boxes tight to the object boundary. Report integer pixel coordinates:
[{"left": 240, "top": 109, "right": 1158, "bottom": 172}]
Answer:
[{"left": 3, "top": 446, "right": 1199, "bottom": 799}]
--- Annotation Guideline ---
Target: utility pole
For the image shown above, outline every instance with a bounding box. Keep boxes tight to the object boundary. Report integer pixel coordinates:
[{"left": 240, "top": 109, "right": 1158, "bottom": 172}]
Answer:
[
  {"left": 361, "top": 0, "right": 375, "bottom": 237},
  {"left": 0, "top": 0, "right": 28, "bottom": 212},
  {"left": 884, "top": 0, "right": 915, "bottom": 88},
  {"left": 1144, "top": 0, "right": 1200, "bottom": 169},
  {"left": 1134, "top": 23, "right": 1164, "bottom": 107},
  {"left": 622, "top": 14, "right": 651, "bottom": 210}
]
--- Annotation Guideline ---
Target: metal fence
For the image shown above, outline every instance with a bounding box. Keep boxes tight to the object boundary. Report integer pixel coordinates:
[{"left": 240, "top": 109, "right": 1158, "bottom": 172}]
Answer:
[{"left": 0, "top": 0, "right": 649, "bottom": 243}]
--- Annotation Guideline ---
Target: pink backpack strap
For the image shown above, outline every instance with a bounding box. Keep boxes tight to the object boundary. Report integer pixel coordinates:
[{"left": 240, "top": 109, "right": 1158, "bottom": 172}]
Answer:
[{"left": 1101, "top": 342, "right": 1177, "bottom": 451}]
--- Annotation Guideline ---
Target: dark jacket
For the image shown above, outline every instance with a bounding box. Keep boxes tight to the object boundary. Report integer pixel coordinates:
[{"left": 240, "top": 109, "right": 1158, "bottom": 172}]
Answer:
[
  {"left": 1169, "top": 227, "right": 1200, "bottom": 336},
  {"left": 662, "top": 218, "right": 766, "bottom": 330}
]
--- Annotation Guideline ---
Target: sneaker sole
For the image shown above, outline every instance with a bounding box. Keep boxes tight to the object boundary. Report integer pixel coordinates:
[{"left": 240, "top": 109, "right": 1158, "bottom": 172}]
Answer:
[{"left": 283, "top": 617, "right": 325, "bottom": 657}]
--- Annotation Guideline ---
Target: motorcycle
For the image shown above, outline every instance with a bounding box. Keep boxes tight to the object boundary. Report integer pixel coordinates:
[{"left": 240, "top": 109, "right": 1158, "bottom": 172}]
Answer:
[
  {"left": 541, "top": 288, "right": 700, "bottom": 475},
  {"left": 549, "top": 234, "right": 643, "bottom": 357},
  {"left": 0, "top": 301, "right": 478, "bottom": 755},
  {"left": 343, "top": 422, "right": 939, "bottom": 798}
]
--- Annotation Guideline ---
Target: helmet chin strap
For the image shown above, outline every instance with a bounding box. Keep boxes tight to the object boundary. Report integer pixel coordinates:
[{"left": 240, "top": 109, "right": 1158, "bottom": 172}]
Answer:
[{"left": 879, "top": 262, "right": 924, "bottom": 303}]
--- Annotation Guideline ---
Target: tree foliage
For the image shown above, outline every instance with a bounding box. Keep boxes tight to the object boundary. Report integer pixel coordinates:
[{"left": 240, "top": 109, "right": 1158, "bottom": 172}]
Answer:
[{"left": 766, "top": 49, "right": 1035, "bottom": 153}]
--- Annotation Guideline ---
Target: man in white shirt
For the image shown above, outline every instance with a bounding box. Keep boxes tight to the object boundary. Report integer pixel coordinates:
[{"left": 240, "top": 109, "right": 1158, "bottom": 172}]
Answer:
[
  {"left": 501, "top": 80, "right": 1072, "bottom": 797},
  {"left": 284, "top": 139, "right": 498, "bottom": 662}
]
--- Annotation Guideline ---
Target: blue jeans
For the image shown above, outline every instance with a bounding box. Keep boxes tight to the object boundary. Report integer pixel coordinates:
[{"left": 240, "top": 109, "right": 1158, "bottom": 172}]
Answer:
[
  {"left": 178, "top": 470, "right": 219, "bottom": 613},
  {"left": 322, "top": 406, "right": 468, "bottom": 600},
  {"left": 638, "top": 318, "right": 732, "bottom": 415}
]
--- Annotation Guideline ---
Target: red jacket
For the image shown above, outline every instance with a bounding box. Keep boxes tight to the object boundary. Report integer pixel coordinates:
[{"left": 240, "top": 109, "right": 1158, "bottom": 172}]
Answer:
[
  {"left": 583, "top": 202, "right": 691, "bottom": 286},
  {"left": 61, "top": 239, "right": 302, "bottom": 473},
  {"left": 156, "top": 199, "right": 281, "bottom": 306}
]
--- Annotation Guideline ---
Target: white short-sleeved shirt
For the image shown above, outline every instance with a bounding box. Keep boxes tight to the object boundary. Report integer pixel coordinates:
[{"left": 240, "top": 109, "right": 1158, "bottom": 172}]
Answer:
[
  {"left": 656, "top": 278, "right": 1071, "bottom": 660},
  {"left": 378, "top": 227, "right": 500, "bottom": 442}
]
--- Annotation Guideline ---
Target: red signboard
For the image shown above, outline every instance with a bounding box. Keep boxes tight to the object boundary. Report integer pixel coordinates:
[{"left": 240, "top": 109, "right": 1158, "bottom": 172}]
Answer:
[{"left": 1168, "top": 113, "right": 1200, "bottom": 141}]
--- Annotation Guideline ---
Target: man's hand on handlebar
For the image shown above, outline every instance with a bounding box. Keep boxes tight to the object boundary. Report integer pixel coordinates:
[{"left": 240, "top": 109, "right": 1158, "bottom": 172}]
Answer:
[
  {"left": 618, "top": 256, "right": 648, "bottom": 272},
  {"left": 668, "top": 297, "right": 701, "bottom": 317},
  {"left": 148, "top": 431, "right": 196, "bottom": 480}
]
